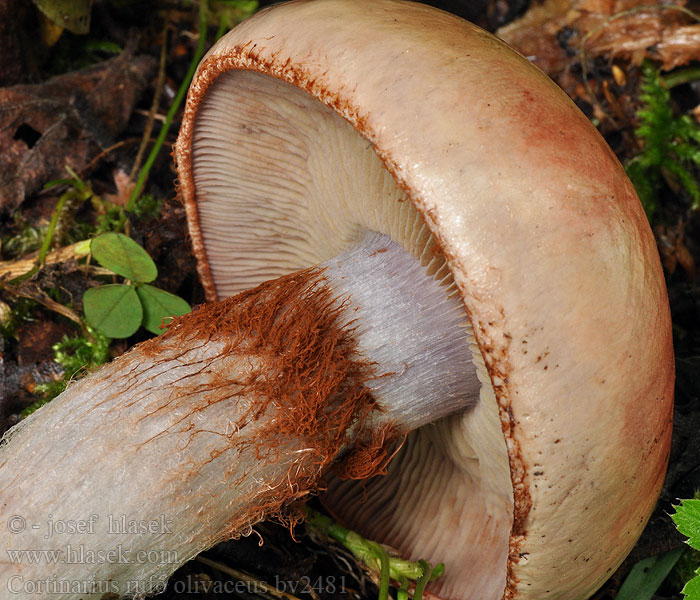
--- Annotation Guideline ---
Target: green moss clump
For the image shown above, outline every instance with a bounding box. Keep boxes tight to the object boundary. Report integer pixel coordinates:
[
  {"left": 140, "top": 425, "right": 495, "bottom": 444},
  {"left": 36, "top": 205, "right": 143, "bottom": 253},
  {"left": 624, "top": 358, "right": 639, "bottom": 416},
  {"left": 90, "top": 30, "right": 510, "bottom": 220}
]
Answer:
[
  {"left": 28, "top": 327, "right": 111, "bottom": 415},
  {"left": 626, "top": 61, "right": 700, "bottom": 220}
]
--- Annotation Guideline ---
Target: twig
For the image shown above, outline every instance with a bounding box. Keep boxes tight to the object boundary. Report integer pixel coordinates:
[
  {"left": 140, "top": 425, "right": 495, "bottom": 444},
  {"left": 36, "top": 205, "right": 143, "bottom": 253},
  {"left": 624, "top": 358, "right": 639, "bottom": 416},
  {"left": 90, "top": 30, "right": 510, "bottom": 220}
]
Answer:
[
  {"left": 127, "top": 0, "right": 209, "bottom": 210},
  {"left": 0, "top": 281, "right": 83, "bottom": 328},
  {"left": 130, "top": 20, "right": 169, "bottom": 181},
  {"left": 133, "top": 109, "right": 167, "bottom": 122},
  {"left": 81, "top": 138, "right": 142, "bottom": 177},
  {"left": 195, "top": 555, "right": 304, "bottom": 600},
  {"left": 0, "top": 241, "right": 92, "bottom": 281}
]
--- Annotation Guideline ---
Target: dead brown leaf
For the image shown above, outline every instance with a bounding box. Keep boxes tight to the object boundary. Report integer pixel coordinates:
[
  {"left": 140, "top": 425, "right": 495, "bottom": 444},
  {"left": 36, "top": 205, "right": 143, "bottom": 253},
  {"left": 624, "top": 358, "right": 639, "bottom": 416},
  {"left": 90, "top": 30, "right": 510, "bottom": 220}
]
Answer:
[
  {"left": 0, "top": 47, "right": 155, "bottom": 213},
  {"left": 498, "top": 0, "right": 700, "bottom": 79},
  {"left": 655, "top": 221, "right": 698, "bottom": 278},
  {"left": 0, "top": 0, "right": 40, "bottom": 87}
]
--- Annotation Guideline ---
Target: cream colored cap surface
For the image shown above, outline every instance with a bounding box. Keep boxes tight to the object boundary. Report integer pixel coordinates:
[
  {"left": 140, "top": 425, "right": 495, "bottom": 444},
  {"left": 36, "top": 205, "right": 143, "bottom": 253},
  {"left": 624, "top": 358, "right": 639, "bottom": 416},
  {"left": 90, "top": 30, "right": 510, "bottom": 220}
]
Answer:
[{"left": 174, "top": 2, "right": 674, "bottom": 598}]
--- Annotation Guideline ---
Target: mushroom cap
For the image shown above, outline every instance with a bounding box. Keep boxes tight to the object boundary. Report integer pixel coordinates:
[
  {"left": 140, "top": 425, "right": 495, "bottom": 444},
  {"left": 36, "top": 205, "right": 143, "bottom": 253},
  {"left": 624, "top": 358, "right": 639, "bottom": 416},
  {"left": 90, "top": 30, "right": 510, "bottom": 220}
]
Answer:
[{"left": 174, "top": 1, "right": 674, "bottom": 599}]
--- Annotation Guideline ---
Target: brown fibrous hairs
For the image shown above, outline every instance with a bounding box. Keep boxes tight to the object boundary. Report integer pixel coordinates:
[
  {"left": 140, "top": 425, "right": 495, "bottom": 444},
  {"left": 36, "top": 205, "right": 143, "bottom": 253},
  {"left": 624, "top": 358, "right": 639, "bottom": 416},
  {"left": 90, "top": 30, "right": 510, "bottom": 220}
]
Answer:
[{"left": 140, "top": 266, "right": 400, "bottom": 534}]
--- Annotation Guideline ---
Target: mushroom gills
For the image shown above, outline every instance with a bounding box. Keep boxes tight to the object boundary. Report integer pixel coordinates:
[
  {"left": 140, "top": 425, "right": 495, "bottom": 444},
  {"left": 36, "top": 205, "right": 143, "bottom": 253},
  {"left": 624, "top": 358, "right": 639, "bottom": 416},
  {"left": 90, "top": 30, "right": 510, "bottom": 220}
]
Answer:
[
  {"left": 189, "top": 67, "right": 512, "bottom": 600},
  {"left": 0, "top": 232, "right": 478, "bottom": 600}
]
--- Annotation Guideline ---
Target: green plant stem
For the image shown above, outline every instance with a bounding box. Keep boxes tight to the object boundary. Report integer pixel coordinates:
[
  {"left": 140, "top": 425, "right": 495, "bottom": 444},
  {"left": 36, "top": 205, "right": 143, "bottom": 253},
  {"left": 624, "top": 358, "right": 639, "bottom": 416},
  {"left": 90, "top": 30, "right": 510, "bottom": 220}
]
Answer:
[
  {"left": 397, "top": 578, "right": 409, "bottom": 600},
  {"left": 306, "top": 507, "right": 444, "bottom": 599},
  {"left": 38, "top": 195, "right": 69, "bottom": 267},
  {"left": 413, "top": 560, "right": 434, "bottom": 600},
  {"left": 370, "top": 540, "right": 391, "bottom": 600},
  {"left": 127, "top": 0, "right": 209, "bottom": 211},
  {"left": 10, "top": 193, "right": 71, "bottom": 284},
  {"left": 215, "top": 18, "right": 228, "bottom": 42},
  {"left": 663, "top": 67, "right": 700, "bottom": 89}
]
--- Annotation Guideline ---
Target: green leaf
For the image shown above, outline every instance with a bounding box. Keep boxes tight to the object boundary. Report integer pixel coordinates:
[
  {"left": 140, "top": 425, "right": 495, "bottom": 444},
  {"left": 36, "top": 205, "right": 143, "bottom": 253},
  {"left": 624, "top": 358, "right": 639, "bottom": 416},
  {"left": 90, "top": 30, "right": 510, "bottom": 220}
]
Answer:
[
  {"left": 43, "top": 178, "right": 73, "bottom": 190},
  {"left": 83, "top": 284, "right": 142, "bottom": 338},
  {"left": 210, "top": 0, "right": 259, "bottom": 30},
  {"left": 90, "top": 233, "right": 157, "bottom": 282},
  {"left": 674, "top": 500, "right": 700, "bottom": 550},
  {"left": 682, "top": 572, "right": 700, "bottom": 599},
  {"left": 136, "top": 284, "right": 191, "bottom": 335},
  {"left": 82, "top": 40, "right": 122, "bottom": 55},
  {"left": 614, "top": 547, "right": 684, "bottom": 600},
  {"left": 32, "top": 0, "right": 91, "bottom": 34}
]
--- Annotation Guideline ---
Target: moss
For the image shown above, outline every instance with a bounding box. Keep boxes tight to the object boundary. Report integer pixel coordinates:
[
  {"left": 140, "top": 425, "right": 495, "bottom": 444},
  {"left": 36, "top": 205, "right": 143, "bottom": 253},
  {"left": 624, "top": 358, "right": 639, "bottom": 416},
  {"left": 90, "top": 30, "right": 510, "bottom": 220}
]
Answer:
[
  {"left": 29, "top": 327, "right": 111, "bottom": 412},
  {"left": 626, "top": 61, "right": 700, "bottom": 220}
]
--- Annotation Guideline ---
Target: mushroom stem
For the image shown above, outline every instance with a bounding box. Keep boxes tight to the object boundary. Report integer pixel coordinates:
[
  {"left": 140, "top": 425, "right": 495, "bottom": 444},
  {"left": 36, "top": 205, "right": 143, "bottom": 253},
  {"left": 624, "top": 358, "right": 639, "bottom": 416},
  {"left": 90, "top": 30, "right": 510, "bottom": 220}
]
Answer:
[
  {"left": 324, "top": 233, "right": 479, "bottom": 431},
  {"left": 0, "top": 233, "right": 477, "bottom": 599}
]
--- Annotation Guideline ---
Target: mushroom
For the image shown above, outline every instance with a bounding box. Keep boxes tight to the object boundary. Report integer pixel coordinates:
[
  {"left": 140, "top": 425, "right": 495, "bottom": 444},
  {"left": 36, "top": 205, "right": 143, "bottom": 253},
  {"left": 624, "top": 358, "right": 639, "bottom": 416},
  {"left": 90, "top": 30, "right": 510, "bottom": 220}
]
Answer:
[{"left": 0, "top": 1, "right": 673, "bottom": 600}]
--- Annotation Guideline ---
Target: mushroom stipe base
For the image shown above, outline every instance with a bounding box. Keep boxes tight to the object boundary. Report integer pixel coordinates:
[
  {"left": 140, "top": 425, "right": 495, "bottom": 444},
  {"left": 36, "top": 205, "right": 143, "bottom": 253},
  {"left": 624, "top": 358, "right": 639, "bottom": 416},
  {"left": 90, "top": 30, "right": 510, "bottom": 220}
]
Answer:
[
  {"left": 154, "top": 249, "right": 398, "bottom": 488},
  {"left": 0, "top": 233, "right": 478, "bottom": 599}
]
